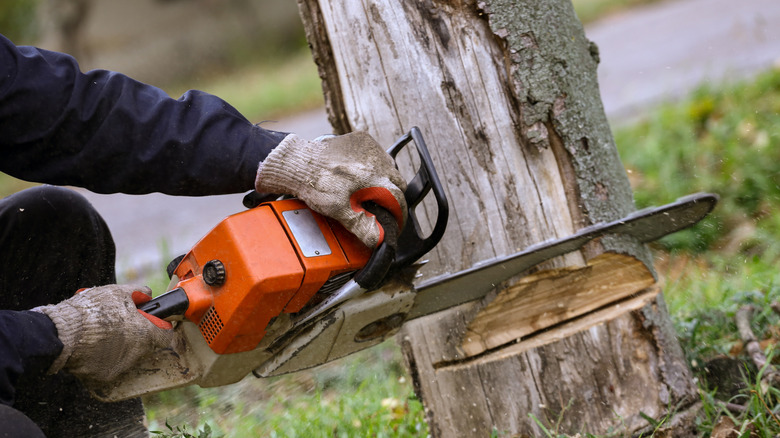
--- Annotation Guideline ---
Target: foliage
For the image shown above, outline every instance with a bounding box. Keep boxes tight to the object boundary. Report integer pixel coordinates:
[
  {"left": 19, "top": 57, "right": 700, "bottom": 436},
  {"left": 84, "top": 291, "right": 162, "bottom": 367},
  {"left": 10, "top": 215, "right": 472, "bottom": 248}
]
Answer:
[
  {"left": 0, "top": 0, "right": 39, "bottom": 43},
  {"left": 616, "top": 68, "right": 780, "bottom": 253}
]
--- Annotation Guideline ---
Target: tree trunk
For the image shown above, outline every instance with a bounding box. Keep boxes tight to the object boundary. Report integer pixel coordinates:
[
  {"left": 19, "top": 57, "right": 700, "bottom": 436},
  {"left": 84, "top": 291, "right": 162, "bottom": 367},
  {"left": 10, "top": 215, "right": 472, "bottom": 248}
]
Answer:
[
  {"left": 36, "top": 0, "right": 93, "bottom": 61},
  {"left": 298, "top": 0, "right": 698, "bottom": 436}
]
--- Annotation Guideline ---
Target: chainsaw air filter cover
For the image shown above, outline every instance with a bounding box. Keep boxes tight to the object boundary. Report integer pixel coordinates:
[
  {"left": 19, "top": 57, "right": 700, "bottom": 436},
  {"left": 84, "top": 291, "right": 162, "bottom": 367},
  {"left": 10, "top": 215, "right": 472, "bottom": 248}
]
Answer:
[{"left": 172, "top": 199, "right": 371, "bottom": 354}]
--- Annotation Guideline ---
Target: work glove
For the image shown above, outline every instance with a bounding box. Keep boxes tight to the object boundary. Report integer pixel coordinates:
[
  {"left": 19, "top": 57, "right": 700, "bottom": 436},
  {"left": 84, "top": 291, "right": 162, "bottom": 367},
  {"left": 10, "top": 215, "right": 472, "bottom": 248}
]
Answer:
[
  {"left": 33, "top": 285, "right": 174, "bottom": 383},
  {"left": 256, "top": 131, "right": 408, "bottom": 248}
]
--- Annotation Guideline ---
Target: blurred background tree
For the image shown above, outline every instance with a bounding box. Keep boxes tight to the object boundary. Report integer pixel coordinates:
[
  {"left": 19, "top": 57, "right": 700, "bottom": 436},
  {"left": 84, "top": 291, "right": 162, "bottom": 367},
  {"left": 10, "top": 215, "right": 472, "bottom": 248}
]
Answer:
[
  {"left": 0, "top": 0, "right": 41, "bottom": 43},
  {"left": 1, "top": 0, "right": 308, "bottom": 92}
]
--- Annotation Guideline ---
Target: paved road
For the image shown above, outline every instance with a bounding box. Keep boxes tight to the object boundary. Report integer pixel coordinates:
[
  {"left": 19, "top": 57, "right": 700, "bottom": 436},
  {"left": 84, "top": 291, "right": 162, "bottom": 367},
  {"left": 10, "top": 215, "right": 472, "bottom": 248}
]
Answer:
[
  {"left": 591, "top": 0, "right": 779, "bottom": 123},
  {"left": 78, "top": 0, "right": 780, "bottom": 281}
]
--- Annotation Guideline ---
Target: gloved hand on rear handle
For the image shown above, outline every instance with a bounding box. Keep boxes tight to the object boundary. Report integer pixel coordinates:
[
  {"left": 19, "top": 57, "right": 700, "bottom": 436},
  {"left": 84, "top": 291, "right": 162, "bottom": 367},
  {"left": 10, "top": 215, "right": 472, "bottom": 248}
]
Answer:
[
  {"left": 255, "top": 131, "right": 408, "bottom": 248},
  {"left": 33, "top": 285, "right": 174, "bottom": 383}
]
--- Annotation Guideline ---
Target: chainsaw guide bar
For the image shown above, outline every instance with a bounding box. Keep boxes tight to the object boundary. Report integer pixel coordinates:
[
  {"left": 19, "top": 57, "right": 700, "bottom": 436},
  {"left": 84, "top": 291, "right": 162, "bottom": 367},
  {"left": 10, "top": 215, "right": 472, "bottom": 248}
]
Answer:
[{"left": 408, "top": 192, "right": 718, "bottom": 319}]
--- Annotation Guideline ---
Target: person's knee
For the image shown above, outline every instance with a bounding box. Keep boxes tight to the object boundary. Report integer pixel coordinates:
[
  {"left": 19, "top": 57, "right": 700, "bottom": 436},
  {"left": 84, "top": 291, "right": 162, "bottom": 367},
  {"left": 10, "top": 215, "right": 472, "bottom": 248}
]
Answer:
[
  {"left": 0, "top": 185, "right": 112, "bottom": 247},
  {"left": 0, "top": 186, "right": 116, "bottom": 307},
  {"left": 0, "top": 404, "right": 45, "bottom": 438},
  {"left": 2, "top": 185, "right": 99, "bottom": 222}
]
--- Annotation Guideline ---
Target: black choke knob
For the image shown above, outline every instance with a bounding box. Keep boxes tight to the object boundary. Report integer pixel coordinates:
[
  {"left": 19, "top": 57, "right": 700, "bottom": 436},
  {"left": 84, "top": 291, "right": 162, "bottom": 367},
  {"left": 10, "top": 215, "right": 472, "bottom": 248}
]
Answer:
[{"left": 203, "top": 260, "right": 226, "bottom": 286}]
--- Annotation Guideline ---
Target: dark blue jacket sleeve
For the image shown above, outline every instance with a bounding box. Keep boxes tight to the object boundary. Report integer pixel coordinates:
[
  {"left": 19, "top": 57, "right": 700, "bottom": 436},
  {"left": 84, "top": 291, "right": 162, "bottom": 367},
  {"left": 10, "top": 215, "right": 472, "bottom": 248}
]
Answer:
[
  {"left": 0, "top": 34, "right": 288, "bottom": 196},
  {"left": 0, "top": 310, "right": 62, "bottom": 406}
]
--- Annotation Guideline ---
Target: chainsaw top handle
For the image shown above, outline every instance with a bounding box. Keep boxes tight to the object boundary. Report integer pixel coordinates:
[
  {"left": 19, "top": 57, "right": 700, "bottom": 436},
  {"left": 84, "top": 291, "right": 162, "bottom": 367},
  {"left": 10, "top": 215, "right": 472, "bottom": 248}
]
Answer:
[{"left": 385, "top": 127, "right": 449, "bottom": 271}]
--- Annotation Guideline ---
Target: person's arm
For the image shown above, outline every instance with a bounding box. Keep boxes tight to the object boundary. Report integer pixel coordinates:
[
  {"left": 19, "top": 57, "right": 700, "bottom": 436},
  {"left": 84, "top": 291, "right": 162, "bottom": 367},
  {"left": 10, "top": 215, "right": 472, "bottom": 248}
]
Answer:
[
  {"left": 0, "top": 286, "right": 172, "bottom": 405},
  {"left": 0, "top": 34, "right": 286, "bottom": 196},
  {"left": 33, "top": 285, "right": 173, "bottom": 385},
  {"left": 0, "top": 33, "right": 408, "bottom": 247},
  {"left": 0, "top": 310, "right": 62, "bottom": 406}
]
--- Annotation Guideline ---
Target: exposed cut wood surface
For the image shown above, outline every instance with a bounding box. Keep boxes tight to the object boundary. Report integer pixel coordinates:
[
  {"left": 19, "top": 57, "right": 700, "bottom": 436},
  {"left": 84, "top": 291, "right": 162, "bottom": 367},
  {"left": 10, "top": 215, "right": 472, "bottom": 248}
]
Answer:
[{"left": 462, "top": 252, "right": 656, "bottom": 356}]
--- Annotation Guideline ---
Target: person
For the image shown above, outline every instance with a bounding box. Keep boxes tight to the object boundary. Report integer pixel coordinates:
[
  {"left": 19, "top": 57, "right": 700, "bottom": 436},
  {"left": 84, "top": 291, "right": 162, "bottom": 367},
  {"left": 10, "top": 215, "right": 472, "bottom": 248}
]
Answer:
[{"left": 0, "top": 33, "right": 407, "bottom": 437}]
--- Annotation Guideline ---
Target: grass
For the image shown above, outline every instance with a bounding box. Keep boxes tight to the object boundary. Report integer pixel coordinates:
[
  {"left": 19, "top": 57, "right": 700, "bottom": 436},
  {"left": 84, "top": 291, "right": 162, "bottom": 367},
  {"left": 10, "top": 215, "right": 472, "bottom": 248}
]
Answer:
[
  {"left": 571, "top": 0, "right": 667, "bottom": 23},
  {"left": 0, "top": 173, "right": 36, "bottom": 199},
  {"left": 0, "top": 0, "right": 39, "bottom": 43},
  {"left": 165, "top": 48, "right": 324, "bottom": 123},
  {"left": 617, "top": 69, "right": 780, "bottom": 254},
  {"left": 144, "top": 340, "right": 427, "bottom": 437}
]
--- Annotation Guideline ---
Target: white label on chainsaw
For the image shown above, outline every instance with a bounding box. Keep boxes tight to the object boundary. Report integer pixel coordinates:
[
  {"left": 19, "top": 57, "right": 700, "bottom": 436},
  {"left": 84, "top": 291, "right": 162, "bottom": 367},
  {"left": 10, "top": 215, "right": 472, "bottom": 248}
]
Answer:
[{"left": 282, "top": 209, "right": 332, "bottom": 257}]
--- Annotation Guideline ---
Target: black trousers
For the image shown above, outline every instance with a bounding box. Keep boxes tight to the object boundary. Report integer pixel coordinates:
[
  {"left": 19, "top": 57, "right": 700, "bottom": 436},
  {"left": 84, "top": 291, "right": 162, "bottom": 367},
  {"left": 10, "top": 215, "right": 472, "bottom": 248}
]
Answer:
[{"left": 0, "top": 186, "right": 147, "bottom": 437}]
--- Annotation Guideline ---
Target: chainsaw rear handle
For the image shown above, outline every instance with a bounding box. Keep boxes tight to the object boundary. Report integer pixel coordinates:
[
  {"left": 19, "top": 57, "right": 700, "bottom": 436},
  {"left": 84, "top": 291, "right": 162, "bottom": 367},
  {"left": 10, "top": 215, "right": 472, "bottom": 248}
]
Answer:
[
  {"left": 138, "top": 286, "right": 188, "bottom": 319},
  {"left": 353, "top": 203, "right": 400, "bottom": 290}
]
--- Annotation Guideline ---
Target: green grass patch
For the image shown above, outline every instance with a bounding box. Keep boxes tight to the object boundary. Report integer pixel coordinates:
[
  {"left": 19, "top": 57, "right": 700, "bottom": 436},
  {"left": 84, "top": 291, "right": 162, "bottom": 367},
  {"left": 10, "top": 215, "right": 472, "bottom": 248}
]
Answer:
[
  {"left": 144, "top": 340, "right": 427, "bottom": 437},
  {"left": 165, "top": 48, "right": 323, "bottom": 124},
  {"left": 0, "top": 173, "right": 36, "bottom": 199},
  {"left": 617, "top": 68, "right": 780, "bottom": 253},
  {"left": 571, "top": 0, "right": 667, "bottom": 23}
]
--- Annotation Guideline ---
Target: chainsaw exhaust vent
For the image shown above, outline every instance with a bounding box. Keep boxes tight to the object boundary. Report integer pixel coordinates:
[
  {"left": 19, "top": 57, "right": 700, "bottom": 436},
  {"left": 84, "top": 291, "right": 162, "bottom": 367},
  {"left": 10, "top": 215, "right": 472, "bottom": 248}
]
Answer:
[{"left": 199, "top": 307, "right": 224, "bottom": 344}]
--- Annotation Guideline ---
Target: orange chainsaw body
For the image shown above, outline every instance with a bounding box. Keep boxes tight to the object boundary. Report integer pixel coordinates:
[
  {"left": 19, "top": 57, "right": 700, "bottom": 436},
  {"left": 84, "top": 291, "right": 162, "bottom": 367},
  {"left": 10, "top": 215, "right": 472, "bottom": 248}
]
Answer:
[{"left": 171, "top": 199, "right": 372, "bottom": 354}]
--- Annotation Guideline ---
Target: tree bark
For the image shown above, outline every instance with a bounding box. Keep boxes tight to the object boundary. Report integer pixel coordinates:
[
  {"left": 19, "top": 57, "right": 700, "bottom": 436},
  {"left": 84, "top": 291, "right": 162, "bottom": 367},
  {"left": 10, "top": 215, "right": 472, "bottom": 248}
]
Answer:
[{"left": 298, "top": 0, "right": 698, "bottom": 436}]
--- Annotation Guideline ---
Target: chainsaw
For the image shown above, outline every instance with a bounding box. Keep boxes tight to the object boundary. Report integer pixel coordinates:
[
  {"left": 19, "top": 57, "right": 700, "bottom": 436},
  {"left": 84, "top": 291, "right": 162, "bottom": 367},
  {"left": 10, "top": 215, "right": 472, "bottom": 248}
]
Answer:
[{"left": 93, "top": 127, "right": 718, "bottom": 402}]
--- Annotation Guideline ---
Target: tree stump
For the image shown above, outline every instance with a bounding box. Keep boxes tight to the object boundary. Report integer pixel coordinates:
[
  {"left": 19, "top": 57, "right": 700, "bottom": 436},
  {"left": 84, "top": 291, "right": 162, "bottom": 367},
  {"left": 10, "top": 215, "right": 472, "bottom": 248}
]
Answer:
[{"left": 298, "top": 0, "right": 698, "bottom": 435}]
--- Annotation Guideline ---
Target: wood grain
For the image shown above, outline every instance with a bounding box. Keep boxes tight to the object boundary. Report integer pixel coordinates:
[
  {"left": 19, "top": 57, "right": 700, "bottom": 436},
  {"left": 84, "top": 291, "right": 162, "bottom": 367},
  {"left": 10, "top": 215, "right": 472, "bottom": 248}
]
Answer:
[{"left": 462, "top": 252, "right": 656, "bottom": 357}]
